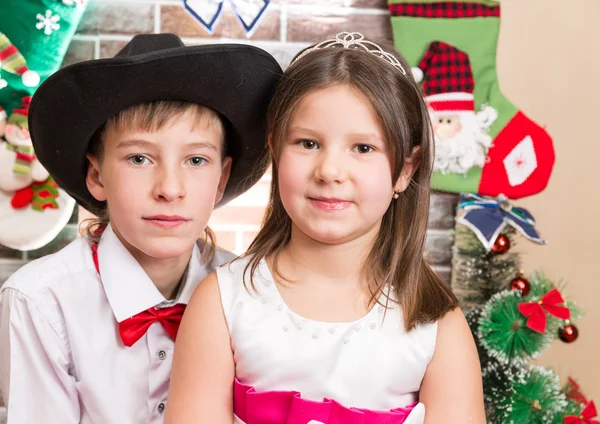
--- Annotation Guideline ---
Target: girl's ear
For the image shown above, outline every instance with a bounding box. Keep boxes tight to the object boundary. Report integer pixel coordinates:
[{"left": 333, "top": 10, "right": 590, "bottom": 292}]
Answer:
[{"left": 393, "top": 146, "right": 421, "bottom": 193}]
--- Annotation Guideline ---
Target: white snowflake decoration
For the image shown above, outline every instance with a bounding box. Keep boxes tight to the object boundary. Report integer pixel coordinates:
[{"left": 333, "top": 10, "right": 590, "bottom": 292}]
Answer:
[
  {"left": 0, "top": 77, "right": 7, "bottom": 90},
  {"left": 36, "top": 10, "right": 61, "bottom": 35},
  {"left": 59, "top": 0, "right": 85, "bottom": 8}
]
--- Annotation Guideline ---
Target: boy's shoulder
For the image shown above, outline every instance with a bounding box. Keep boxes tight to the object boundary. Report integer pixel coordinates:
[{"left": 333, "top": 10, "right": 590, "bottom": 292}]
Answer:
[
  {"left": 1, "top": 236, "right": 94, "bottom": 299},
  {"left": 195, "top": 239, "right": 237, "bottom": 272}
]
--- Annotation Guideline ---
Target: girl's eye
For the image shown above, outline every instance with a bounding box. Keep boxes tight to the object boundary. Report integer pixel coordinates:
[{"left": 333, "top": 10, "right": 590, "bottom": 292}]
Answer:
[
  {"left": 128, "top": 155, "right": 149, "bottom": 165},
  {"left": 187, "top": 157, "right": 206, "bottom": 166},
  {"left": 299, "top": 139, "right": 318, "bottom": 150},
  {"left": 354, "top": 144, "right": 374, "bottom": 154}
]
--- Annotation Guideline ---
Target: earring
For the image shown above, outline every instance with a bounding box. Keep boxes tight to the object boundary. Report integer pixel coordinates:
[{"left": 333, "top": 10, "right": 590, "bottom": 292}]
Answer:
[{"left": 393, "top": 192, "right": 400, "bottom": 200}]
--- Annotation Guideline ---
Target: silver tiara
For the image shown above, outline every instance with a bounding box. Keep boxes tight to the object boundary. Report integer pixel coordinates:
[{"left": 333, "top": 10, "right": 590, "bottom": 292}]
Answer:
[{"left": 292, "top": 32, "right": 407, "bottom": 75}]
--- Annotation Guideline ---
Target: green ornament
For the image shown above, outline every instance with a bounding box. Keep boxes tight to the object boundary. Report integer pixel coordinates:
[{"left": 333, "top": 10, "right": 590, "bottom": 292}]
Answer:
[
  {"left": 478, "top": 291, "right": 553, "bottom": 363},
  {"left": 492, "top": 367, "right": 567, "bottom": 424}
]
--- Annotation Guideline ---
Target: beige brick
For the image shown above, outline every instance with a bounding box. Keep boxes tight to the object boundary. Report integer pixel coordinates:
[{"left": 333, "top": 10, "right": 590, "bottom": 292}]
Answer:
[
  {"left": 0, "top": 245, "right": 23, "bottom": 260},
  {"left": 424, "top": 230, "right": 454, "bottom": 266},
  {"left": 287, "top": 11, "right": 392, "bottom": 43},
  {"left": 77, "top": 2, "right": 155, "bottom": 35},
  {"left": 62, "top": 40, "right": 96, "bottom": 67},
  {"left": 161, "top": 5, "right": 280, "bottom": 41},
  {"left": 228, "top": 179, "right": 271, "bottom": 207},
  {"left": 242, "top": 231, "right": 259, "bottom": 250},
  {"left": 99, "top": 39, "right": 131, "bottom": 59},
  {"left": 252, "top": 42, "right": 307, "bottom": 70},
  {"left": 428, "top": 192, "right": 458, "bottom": 230},
  {"left": 209, "top": 205, "right": 267, "bottom": 227},
  {"left": 212, "top": 229, "right": 237, "bottom": 252},
  {"left": 78, "top": 206, "right": 96, "bottom": 226},
  {"left": 432, "top": 266, "right": 451, "bottom": 285},
  {"left": 276, "top": 0, "right": 387, "bottom": 8},
  {"left": 27, "top": 225, "right": 79, "bottom": 260}
]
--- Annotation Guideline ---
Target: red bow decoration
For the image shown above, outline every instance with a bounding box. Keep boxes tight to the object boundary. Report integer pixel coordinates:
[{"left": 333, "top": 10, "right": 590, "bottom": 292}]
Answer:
[
  {"left": 119, "top": 304, "right": 186, "bottom": 347},
  {"left": 566, "top": 377, "right": 589, "bottom": 406},
  {"left": 518, "top": 288, "right": 570, "bottom": 333},
  {"left": 565, "top": 401, "right": 599, "bottom": 424}
]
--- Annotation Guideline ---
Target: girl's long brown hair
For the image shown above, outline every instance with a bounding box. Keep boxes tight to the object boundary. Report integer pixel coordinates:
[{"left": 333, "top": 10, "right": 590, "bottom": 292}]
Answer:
[{"left": 242, "top": 37, "right": 458, "bottom": 331}]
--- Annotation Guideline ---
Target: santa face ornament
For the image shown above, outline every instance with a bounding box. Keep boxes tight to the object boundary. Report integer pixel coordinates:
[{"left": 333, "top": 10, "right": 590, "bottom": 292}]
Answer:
[
  {"left": 432, "top": 114, "right": 461, "bottom": 140},
  {"left": 424, "top": 88, "right": 498, "bottom": 186}
]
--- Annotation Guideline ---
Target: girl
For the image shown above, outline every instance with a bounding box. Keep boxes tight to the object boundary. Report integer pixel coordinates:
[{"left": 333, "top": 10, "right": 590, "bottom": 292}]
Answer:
[
  {"left": 167, "top": 32, "right": 484, "bottom": 424},
  {"left": 0, "top": 34, "right": 281, "bottom": 423}
]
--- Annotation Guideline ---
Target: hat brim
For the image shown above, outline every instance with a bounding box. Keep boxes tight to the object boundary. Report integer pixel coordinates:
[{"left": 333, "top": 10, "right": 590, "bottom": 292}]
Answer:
[{"left": 29, "top": 43, "right": 281, "bottom": 214}]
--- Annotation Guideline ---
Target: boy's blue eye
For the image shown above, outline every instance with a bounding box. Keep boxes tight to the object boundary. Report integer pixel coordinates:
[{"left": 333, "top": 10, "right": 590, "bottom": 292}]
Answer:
[
  {"left": 129, "top": 155, "right": 149, "bottom": 165},
  {"left": 187, "top": 157, "right": 206, "bottom": 166}
]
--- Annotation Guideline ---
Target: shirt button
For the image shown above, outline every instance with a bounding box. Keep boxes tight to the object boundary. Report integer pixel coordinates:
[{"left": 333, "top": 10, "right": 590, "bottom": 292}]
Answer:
[
  {"left": 158, "top": 403, "right": 165, "bottom": 413},
  {"left": 158, "top": 350, "right": 167, "bottom": 360}
]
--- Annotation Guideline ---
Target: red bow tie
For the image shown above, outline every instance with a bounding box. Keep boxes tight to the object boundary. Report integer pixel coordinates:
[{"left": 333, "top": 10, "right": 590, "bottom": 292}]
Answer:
[
  {"left": 119, "top": 304, "right": 186, "bottom": 347},
  {"left": 91, "top": 237, "right": 187, "bottom": 347}
]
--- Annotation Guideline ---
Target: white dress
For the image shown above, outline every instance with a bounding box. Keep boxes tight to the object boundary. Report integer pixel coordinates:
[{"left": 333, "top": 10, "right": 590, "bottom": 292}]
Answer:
[{"left": 216, "top": 256, "right": 438, "bottom": 424}]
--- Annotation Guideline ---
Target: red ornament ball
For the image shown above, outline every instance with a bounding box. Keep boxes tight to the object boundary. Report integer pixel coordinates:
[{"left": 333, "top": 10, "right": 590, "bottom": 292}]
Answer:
[
  {"left": 559, "top": 324, "right": 579, "bottom": 343},
  {"left": 510, "top": 275, "right": 531, "bottom": 296},
  {"left": 491, "top": 234, "right": 511, "bottom": 254}
]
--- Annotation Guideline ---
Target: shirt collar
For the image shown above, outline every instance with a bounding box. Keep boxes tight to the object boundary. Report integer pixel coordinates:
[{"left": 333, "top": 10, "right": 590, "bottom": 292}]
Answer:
[{"left": 97, "top": 224, "right": 208, "bottom": 323}]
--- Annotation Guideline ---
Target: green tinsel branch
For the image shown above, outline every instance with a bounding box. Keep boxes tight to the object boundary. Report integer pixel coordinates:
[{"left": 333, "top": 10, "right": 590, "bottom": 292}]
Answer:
[
  {"left": 451, "top": 225, "right": 520, "bottom": 309},
  {"left": 490, "top": 366, "right": 568, "bottom": 424}
]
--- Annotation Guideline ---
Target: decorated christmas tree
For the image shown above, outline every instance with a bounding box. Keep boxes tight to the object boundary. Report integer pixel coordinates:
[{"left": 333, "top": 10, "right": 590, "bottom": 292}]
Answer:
[{"left": 452, "top": 195, "right": 595, "bottom": 423}]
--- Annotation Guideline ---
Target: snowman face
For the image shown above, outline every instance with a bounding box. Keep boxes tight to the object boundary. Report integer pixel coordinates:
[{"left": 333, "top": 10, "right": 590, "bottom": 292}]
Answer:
[
  {"left": 4, "top": 124, "right": 32, "bottom": 146},
  {"left": 432, "top": 114, "right": 462, "bottom": 140}
]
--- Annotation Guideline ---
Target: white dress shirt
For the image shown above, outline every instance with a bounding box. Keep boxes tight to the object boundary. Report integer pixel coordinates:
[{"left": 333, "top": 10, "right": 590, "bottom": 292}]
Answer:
[{"left": 0, "top": 225, "right": 235, "bottom": 424}]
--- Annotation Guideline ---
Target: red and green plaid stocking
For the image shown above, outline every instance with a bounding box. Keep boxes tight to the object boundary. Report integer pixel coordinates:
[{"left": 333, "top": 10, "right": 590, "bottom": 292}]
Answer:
[{"left": 389, "top": 0, "right": 555, "bottom": 199}]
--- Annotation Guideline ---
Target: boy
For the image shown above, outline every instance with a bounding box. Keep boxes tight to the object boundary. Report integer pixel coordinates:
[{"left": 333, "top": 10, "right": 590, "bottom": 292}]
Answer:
[{"left": 0, "top": 33, "right": 281, "bottom": 423}]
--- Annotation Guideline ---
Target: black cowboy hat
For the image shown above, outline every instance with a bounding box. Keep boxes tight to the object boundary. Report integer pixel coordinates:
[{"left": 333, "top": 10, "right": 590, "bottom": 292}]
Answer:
[{"left": 29, "top": 33, "right": 281, "bottom": 214}]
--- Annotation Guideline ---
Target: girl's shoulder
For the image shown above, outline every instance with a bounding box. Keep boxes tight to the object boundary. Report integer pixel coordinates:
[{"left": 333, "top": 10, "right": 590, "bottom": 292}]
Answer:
[
  {"left": 215, "top": 254, "right": 258, "bottom": 285},
  {"left": 214, "top": 254, "right": 267, "bottom": 313}
]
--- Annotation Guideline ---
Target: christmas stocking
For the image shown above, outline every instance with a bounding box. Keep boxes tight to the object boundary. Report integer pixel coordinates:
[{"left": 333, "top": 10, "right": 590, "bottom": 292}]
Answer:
[
  {"left": 388, "top": 0, "right": 555, "bottom": 199},
  {"left": 0, "top": 0, "right": 87, "bottom": 113}
]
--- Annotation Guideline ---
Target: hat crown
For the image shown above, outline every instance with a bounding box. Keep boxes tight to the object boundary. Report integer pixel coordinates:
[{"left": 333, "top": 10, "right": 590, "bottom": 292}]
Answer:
[
  {"left": 114, "top": 33, "right": 185, "bottom": 58},
  {"left": 417, "top": 41, "right": 474, "bottom": 96}
]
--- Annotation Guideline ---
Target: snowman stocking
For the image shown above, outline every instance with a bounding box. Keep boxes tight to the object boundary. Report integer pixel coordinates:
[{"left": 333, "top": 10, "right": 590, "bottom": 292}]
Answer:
[{"left": 388, "top": 0, "right": 554, "bottom": 199}]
